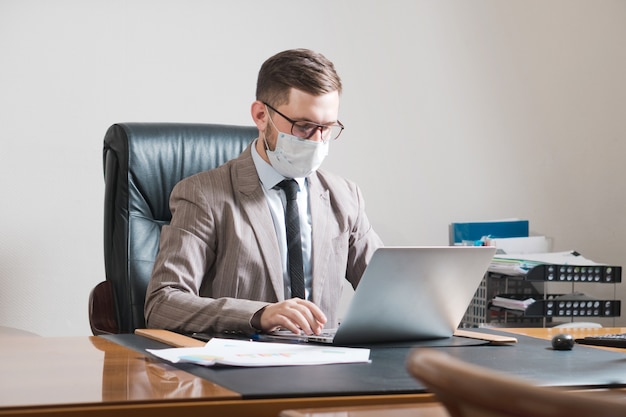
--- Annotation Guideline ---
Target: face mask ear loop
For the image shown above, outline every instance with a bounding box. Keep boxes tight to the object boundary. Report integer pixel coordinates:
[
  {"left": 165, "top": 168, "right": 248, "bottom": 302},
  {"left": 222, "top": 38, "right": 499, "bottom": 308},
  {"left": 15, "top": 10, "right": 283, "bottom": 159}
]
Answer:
[
  {"left": 262, "top": 132, "right": 271, "bottom": 152},
  {"left": 263, "top": 105, "right": 278, "bottom": 152}
]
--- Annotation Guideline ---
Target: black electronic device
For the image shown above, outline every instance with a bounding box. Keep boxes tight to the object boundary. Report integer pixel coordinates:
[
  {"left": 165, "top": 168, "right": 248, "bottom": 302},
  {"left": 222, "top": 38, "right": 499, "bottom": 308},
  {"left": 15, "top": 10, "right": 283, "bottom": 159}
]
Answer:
[
  {"left": 523, "top": 264, "right": 621, "bottom": 283},
  {"left": 575, "top": 333, "right": 626, "bottom": 349}
]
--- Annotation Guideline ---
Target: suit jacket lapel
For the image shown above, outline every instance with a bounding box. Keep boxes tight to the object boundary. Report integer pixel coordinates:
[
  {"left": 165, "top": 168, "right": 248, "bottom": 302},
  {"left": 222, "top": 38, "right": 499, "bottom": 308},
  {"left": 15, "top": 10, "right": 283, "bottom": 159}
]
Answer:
[
  {"left": 235, "top": 146, "right": 285, "bottom": 300},
  {"left": 308, "top": 174, "right": 332, "bottom": 306}
]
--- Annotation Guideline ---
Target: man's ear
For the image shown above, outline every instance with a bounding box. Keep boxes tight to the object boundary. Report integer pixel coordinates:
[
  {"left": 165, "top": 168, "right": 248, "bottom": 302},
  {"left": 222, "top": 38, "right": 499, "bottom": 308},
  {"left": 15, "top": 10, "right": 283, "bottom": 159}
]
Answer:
[{"left": 251, "top": 101, "right": 269, "bottom": 131}]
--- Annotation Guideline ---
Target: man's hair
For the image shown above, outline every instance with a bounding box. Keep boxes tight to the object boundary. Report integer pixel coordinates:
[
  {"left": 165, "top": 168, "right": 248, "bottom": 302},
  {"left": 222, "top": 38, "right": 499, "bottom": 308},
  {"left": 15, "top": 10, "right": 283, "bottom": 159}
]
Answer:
[{"left": 256, "top": 49, "right": 342, "bottom": 107}]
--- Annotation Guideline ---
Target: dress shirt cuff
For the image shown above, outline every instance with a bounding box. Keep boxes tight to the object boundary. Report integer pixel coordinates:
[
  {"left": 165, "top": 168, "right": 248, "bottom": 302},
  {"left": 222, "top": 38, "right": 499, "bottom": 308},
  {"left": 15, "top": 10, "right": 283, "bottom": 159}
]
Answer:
[{"left": 250, "top": 305, "right": 268, "bottom": 332}]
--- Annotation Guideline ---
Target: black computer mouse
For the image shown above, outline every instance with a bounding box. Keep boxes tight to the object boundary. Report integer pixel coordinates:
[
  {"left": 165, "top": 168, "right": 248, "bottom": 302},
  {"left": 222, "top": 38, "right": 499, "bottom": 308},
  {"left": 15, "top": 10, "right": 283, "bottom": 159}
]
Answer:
[{"left": 551, "top": 333, "right": 575, "bottom": 350}]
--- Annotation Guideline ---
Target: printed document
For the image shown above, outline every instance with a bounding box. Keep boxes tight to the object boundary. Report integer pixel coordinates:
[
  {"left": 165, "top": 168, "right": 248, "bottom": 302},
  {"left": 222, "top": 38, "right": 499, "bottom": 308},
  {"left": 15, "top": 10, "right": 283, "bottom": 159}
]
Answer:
[{"left": 147, "top": 337, "right": 371, "bottom": 367}]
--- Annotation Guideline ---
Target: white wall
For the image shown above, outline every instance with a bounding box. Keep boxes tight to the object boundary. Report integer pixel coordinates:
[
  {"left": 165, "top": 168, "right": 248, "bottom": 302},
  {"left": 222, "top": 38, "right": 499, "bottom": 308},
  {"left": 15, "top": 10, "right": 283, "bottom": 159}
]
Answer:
[{"left": 1, "top": 0, "right": 624, "bottom": 336}]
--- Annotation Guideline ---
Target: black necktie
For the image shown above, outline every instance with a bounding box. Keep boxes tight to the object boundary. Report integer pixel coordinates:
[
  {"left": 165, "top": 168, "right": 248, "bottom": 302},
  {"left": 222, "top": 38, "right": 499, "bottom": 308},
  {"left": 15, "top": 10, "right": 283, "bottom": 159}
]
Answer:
[{"left": 276, "top": 179, "right": 305, "bottom": 299}]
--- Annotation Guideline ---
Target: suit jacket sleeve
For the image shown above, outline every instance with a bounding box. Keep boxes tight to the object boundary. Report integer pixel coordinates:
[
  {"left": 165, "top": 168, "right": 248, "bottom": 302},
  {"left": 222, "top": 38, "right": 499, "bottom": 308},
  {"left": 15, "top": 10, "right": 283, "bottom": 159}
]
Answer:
[{"left": 144, "top": 148, "right": 278, "bottom": 335}]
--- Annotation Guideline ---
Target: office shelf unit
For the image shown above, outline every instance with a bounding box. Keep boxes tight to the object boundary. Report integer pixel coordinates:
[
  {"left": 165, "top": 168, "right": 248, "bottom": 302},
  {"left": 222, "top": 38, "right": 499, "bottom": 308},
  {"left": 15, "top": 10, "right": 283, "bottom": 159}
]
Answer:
[{"left": 461, "top": 264, "right": 622, "bottom": 328}]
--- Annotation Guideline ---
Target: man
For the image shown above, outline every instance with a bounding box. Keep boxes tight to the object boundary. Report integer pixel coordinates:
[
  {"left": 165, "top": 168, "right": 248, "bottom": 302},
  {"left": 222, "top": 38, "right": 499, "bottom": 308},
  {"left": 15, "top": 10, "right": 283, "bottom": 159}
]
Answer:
[{"left": 145, "top": 49, "right": 383, "bottom": 337}]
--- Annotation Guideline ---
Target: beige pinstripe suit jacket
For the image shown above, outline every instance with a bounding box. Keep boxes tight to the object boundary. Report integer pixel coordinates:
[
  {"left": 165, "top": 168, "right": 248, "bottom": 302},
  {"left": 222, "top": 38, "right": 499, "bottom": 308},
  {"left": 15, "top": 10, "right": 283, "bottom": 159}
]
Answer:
[{"left": 144, "top": 144, "right": 383, "bottom": 335}]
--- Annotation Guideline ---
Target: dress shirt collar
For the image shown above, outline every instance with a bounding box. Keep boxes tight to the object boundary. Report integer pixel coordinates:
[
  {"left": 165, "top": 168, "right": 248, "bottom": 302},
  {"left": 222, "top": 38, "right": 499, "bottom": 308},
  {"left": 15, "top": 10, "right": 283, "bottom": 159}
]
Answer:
[{"left": 251, "top": 138, "right": 307, "bottom": 191}]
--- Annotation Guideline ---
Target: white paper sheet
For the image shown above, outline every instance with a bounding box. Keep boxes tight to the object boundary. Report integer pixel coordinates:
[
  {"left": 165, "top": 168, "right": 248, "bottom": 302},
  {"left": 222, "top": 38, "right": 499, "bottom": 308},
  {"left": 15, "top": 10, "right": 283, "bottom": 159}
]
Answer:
[
  {"left": 147, "top": 337, "right": 371, "bottom": 367},
  {"left": 488, "top": 250, "right": 601, "bottom": 275}
]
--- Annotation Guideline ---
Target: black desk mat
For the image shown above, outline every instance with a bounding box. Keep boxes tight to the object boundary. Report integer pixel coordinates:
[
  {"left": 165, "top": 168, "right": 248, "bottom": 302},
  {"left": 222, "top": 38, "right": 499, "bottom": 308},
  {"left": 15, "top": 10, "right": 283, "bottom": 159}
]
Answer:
[{"left": 104, "top": 329, "right": 626, "bottom": 399}]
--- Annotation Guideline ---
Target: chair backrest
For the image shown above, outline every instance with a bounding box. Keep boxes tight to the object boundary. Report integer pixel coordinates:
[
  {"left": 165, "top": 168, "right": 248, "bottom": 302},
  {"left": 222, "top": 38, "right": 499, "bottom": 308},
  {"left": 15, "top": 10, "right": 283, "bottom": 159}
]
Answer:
[
  {"left": 102, "top": 122, "right": 256, "bottom": 333},
  {"left": 406, "top": 348, "right": 626, "bottom": 417}
]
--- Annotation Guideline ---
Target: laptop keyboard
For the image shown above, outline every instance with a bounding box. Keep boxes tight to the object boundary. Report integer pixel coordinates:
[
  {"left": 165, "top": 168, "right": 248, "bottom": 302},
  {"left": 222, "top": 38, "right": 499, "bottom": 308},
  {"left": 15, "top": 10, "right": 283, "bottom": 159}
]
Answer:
[{"left": 575, "top": 333, "right": 626, "bottom": 348}]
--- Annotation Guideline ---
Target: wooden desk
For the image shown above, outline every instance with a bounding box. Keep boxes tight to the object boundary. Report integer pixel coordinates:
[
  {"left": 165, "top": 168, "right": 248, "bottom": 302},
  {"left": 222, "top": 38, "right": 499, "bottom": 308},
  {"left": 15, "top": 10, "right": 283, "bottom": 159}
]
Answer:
[
  {"left": 0, "top": 334, "right": 432, "bottom": 417},
  {"left": 500, "top": 326, "right": 626, "bottom": 343},
  {"left": 280, "top": 327, "right": 626, "bottom": 417},
  {"left": 281, "top": 403, "right": 449, "bottom": 417},
  {"left": 2, "top": 327, "right": 625, "bottom": 417}
]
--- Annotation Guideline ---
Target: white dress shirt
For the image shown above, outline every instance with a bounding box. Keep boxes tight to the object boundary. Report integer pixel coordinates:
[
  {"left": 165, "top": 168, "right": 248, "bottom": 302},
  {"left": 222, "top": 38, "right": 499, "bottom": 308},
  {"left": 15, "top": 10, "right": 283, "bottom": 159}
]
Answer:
[{"left": 251, "top": 139, "right": 313, "bottom": 300}]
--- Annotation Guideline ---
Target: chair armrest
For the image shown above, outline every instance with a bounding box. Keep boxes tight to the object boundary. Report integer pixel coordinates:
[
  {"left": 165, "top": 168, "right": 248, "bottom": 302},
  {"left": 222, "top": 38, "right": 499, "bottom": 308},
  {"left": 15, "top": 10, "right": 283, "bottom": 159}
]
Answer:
[{"left": 88, "top": 280, "right": 119, "bottom": 335}]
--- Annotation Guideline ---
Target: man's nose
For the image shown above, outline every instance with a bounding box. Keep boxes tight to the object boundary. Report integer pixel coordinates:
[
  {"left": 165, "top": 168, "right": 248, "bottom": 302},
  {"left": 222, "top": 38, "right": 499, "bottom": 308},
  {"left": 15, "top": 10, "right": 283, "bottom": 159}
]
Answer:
[{"left": 308, "top": 126, "right": 325, "bottom": 142}]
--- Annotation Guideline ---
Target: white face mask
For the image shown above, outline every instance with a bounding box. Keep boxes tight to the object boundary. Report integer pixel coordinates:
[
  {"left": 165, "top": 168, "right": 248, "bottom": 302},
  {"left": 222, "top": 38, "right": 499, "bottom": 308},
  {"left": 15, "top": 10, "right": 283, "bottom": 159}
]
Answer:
[{"left": 264, "top": 111, "right": 329, "bottom": 178}]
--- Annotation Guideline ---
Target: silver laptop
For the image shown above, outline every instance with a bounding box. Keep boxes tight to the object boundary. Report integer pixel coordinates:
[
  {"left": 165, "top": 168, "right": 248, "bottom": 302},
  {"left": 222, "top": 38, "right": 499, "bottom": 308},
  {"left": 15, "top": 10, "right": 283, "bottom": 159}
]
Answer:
[{"left": 265, "top": 246, "right": 496, "bottom": 345}]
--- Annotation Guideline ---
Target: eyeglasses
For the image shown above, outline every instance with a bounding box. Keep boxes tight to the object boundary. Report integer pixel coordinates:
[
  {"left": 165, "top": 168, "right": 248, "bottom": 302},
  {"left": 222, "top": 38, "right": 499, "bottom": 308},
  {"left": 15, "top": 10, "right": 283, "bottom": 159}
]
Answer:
[{"left": 264, "top": 102, "right": 344, "bottom": 142}]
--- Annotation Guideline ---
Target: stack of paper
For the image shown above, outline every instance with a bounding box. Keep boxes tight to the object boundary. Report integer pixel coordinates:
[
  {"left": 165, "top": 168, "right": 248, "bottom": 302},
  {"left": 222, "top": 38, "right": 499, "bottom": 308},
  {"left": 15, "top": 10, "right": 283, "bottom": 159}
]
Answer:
[
  {"left": 147, "top": 337, "right": 371, "bottom": 367},
  {"left": 492, "top": 296, "right": 536, "bottom": 311},
  {"left": 485, "top": 236, "right": 552, "bottom": 254},
  {"left": 489, "top": 251, "right": 601, "bottom": 276}
]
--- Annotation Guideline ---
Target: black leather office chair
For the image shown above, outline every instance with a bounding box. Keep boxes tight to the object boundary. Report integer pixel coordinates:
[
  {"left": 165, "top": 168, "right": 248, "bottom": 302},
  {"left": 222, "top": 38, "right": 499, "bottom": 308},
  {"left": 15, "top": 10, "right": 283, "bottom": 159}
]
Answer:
[{"left": 89, "top": 122, "right": 256, "bottom": 335}]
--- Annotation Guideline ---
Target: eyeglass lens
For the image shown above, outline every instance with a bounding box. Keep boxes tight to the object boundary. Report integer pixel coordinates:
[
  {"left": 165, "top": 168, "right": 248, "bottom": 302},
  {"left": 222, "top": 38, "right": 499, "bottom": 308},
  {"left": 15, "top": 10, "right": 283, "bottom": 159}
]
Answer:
[{"left": 293, "top": 122, "right": 343, "bottom": 141}]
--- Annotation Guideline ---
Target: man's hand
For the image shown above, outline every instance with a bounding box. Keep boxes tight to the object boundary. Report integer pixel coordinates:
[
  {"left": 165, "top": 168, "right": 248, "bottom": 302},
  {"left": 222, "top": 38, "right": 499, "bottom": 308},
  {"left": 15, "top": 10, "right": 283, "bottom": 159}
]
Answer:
[{"left": 259, "top": 298, "right": 327, "bottom": 335}]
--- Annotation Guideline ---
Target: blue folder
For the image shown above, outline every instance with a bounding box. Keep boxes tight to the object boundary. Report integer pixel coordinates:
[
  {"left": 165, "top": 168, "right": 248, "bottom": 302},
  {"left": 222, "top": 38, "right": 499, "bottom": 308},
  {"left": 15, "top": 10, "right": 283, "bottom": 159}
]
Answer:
[{"left": 450, "top": 219, "right": 529, "bottom": 245}]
